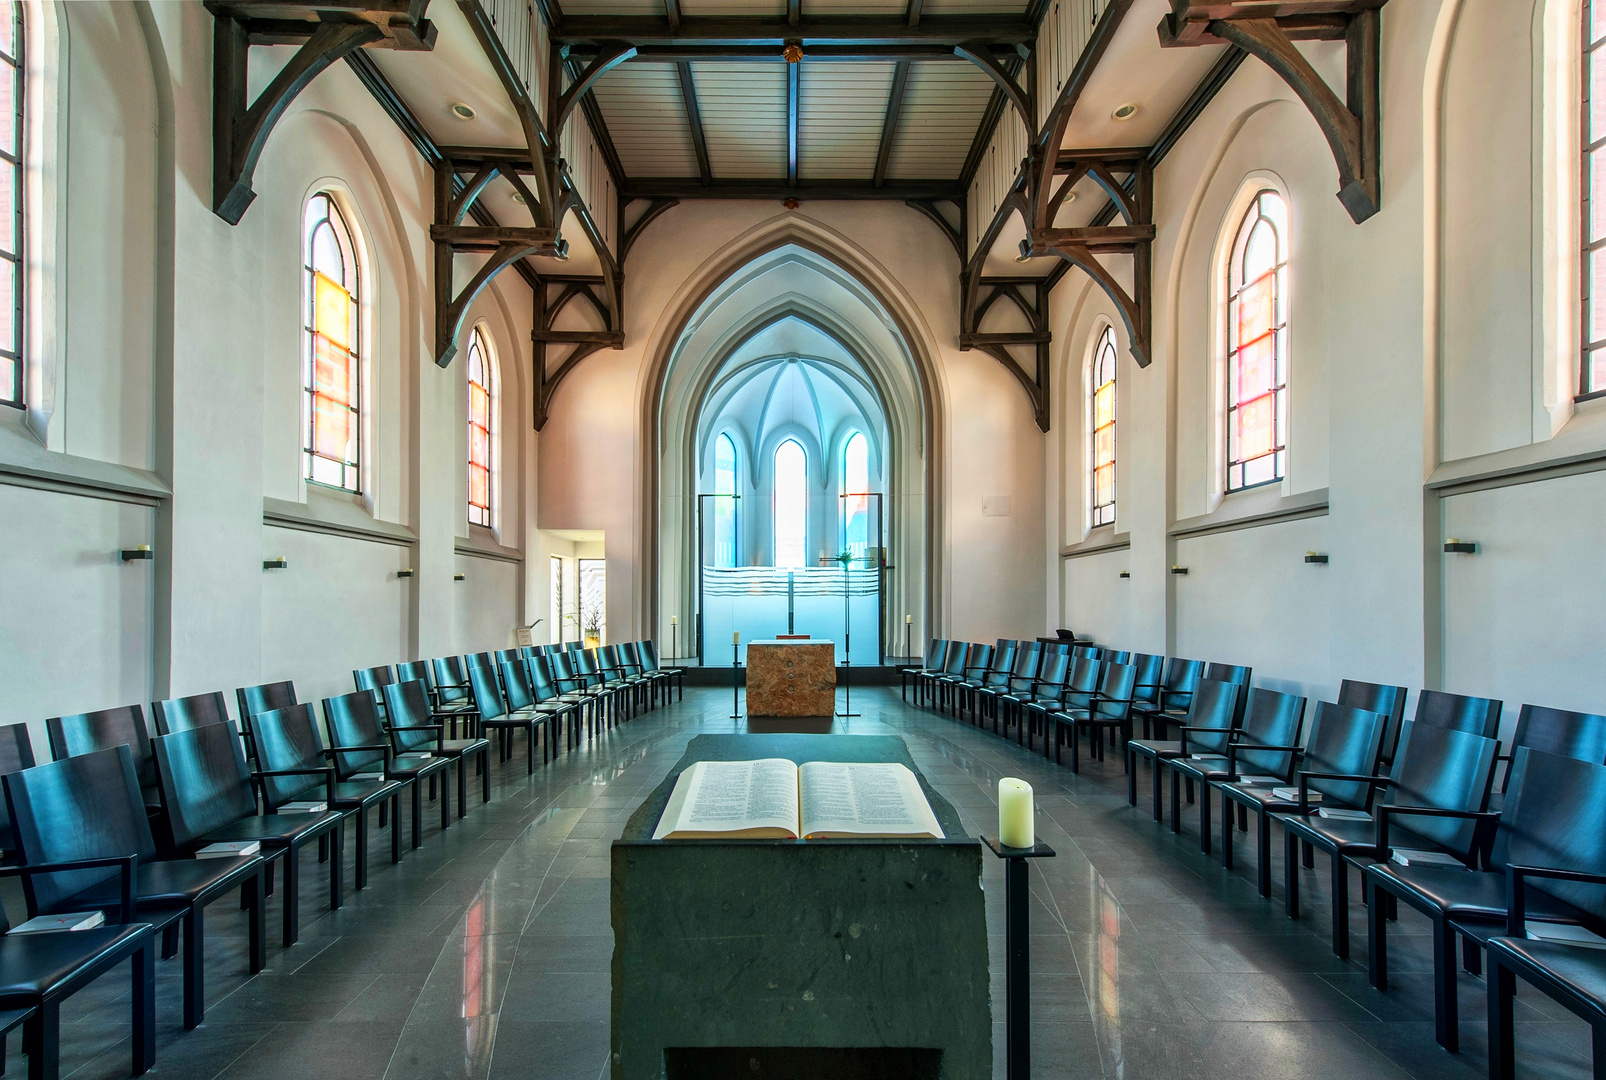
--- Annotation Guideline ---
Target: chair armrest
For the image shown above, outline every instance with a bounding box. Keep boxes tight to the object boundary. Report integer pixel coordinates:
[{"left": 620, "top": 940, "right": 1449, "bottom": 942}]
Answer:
[
  {"left": 1223, "top": 744, "right": 1302, "bottom": 780},
  {"left": 1505, "top": 865, "right": 1606, "bottom": 935},
  {"left": 1176, "top": 725, "right": 1230, "bottom": 754},
  {"left": 1295, "top": 772, "right": 1390, "bottom": 815},
  {"left": 324, "top": 744, "right": 394, "bottom": 775},
  {"left": 0, "top": 854, "right": 139, "bottom": 925},
  {"left": 252, "top": 766, "right": 336, "bottom": 806},
  {"left": 1375, "top": 805, "right": 1498, "bottom": 866},
  {"left": 389, "top": 724, "right": 446, "bottom": 752}
]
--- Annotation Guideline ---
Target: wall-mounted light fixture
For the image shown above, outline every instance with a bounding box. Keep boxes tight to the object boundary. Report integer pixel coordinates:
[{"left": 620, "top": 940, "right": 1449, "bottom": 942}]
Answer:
[
  {"left": 453, "top": 573, "right": 466, "bottom": 581},
  {"left": 1169, "top": 565, "right": 1188, "bottom": 575},
  {"left": 397, "top": 568, "right": 416, "bottom": 578},
  {"left": 263, "top": 557, "right": 288, "bottom": 570},
  {"left": 1118, "top": 571, "right": 1131, "bottom": 579},
  {"left": 1304, "top": 552, "right": 1329, "bottom": 564},
  {"left": 120, "top": 545, "right": 153, "bottom": 562},
  {"left": 1443, "top": 539, "right": 1478, "bottom": 554}
]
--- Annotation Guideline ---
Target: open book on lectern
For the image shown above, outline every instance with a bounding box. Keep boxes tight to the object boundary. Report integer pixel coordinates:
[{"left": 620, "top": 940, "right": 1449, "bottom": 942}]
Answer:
[{"left": 651, "top": 759, "right": 945, "bottom": 840}]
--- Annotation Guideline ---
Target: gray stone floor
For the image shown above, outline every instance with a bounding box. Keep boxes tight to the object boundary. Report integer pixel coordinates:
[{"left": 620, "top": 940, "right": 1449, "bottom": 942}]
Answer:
[{"left": 20, "top": 687, "right": 1595, "bottom": 1079}]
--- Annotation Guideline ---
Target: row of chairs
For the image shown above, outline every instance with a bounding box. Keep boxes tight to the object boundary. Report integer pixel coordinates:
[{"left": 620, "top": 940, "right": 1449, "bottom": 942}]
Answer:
[
  {"left": 905, "top": 638, "right": 1606, "bottom": 1077},
  {"left": 0, "top": 638, "right": 676, "bottom": 1080}
]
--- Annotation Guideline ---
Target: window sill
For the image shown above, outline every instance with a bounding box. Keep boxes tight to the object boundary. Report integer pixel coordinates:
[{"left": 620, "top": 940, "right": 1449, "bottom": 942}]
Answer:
[
  {"left": 0, "top": 420, "right": 169, "bottom": 504},
  {"left": 1170, "top": 486, "right": 1328, "bottom": 540},
  {"left": 263, "top": 489, "right": 416, "bottom": 547},
  {"left": 456, "top": 529, "right": 523, "bottom": 564},
  {"left": 1429, "top": 396, "right": 1606, "bottom": 494},
  {"left": 1060, "top": 528, "right": 1129, "bottom": 559}
]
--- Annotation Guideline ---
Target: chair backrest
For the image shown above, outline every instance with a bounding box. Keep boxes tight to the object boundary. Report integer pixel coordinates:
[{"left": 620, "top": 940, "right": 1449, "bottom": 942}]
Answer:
[
  {"left": 1204, "top": 663, "right": 1252, "bottom": 723},
  {"left": 1071, "top": 645, "right": 1099, "bottom": 663},
  {"left": 549, "top": 649, "right": 579, "bottom": 686},
  {"left": 984, "top": 641, "right": 1017, "bottom": 687},
  {"left": 494, "top": 648, "right": 521, "bottom": 668},
  {"left": 3, "top": 745, "right": 157, "bottom": 915},
  {"left": 468, "top": 660, "right": 509, "bottom": 722},
  {"left": 396, "top": 660, "right": 431, "bottom": 690},
  {"left": 151, "top": 691, "right": 231, "bottom": 735},
  {"left": 46, "top": 705, "right": 155, "bottom": 808},
  {"left": 1385, "top": 720, "right": 1500, "bottom": 863},
  {"left": 1180, "top": 678, "right": 1239, "bottom": 755},
  {"left": 564, "top": 641, "right": 582, "bottom": 654},
  {"left": 1504, "top": 704, "right": 1606, "bottom": 791},
  {"left": 252, "top": 703, "right": 332, "bottom": 810},
  {"left": 353, "top": 666, "right": 396, "bottom": 711},
  {"left": 1491, "top": 749, "right": 1606, "bottom": 926},
  {"left": 922, "top": 639, "right": 946, "bottom": 670},
  {"left": 573, "top": 649, "right": 601, "bottom": 682},
  {"left": 1413, "top": 689, "right": 1501, "bottom": 740},
  {"left": 1129, "top": 653, "right": 1165, "bottom": 706},
  {"left": 639, "top": 640, "right": 662, "bottom": 672},
  {"left": 620, "top": 642, "right": 644, "bottom": 675},
  {"left": 1004, "top": 643, "right": 1042, "bottom": 693},
  {"left": 235, "top": 681, "right": 296, "bottom": 733},
  {"left": 1061, "top": 657, "right": 1101, "bottom": 712},
  {"left": 380, "top": 681, "right": 439, "bottom": 755},
  {"left": 1104, "top": 650, "right": 1132, "bottom": 664},
  {"left": 938, "top": 641, "right": 966, "bottom": 676},
  {"left": 1300, "top": 701, "right": 1388, "bottom": 810},
  {"left": 151, "top": 721, "right": 259, "bottom": 849},
  {"left": 961, "top": 643, "right": 992, "bottom": 678},
  {"left": 322, "top": 691, "right": 390, "bottom": 778},
  {"left": 1090, "top": 662, "right": 1137, "bottom": 721},
  {"left": 1233, "top": 688, "right": 1307, "bottom": 778},
  {"left": 432, "top": 656, "right": 470, "bottom": 703},
  {"left": 502, "top": 661, "right": 537, "bottom": 712},
  {"left": 597, "top": 645, "right": 624, "bottom": 679},
  {"left": 0, "top": 723, "right": 36, "bottom": 853},
  {"left": 529, "top": 654, "right": 561, "bottom": 703},
  {"left": 1336, "top": 679, "right": 1409, "bottom": 763},
  {"left": 1159, "top": 658, "right": 1204, "bottom": 710},
  {"left": 1034, "top": 651, "right": 1072, "bottom": 692}
]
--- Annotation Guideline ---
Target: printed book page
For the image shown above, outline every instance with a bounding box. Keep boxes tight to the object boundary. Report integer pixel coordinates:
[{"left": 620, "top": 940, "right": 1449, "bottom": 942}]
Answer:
[
  {"left": 797, "top": 762, "right": 944, "bottom": 839},
  {"left": 652, "top": 759, "right": 801, "bottom": 839}
]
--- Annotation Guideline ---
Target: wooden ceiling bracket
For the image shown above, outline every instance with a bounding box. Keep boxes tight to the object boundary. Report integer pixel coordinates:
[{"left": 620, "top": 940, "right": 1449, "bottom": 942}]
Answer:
[
  {"left": 1158, "top": 2, "right": 1383, "bottom": 224},
  {"left": 953, "top": 41, "right": 1034, "bottom": 134},
  {"left": 532, "top": 276, "right": 619, "bottom": 430},
  {"left": 621, "top": 197, "right": 680, "bottom": 262},
  {"left": 555, "top": 42, "right": 638, "bottom": 135},
  {"left": 959, "top": 275, "right": 1053, "bottom": 431},
  {"left": 903, "top": 200, "right": 963, "bottom": 265}
]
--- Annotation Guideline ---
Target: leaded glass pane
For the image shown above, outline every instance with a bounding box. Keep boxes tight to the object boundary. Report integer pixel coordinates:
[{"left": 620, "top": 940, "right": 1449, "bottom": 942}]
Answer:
[
  {"left": 1237, "top": 272, "right": 1275, "bottom": 345},
  {"left": 0, "top": 67, "right": 14, "bottom": 160},
  {"left": 313, "top": 394, "right": 351, "bottom": 459},
  {"left": 303, "top": 193, "right": 360, "bottom": 489},
  {"left": 1236, "top": 334, "right": 1275, "bottom": 401},
  {"left": 1595, "top": 0, "right": 1606, "bottom": 45},
  {"left": 0, "top": 266, "right": 14, "bottom": 357},
  {"left": 1595, "top": 47, "right": 1606, "bottom": 144},
  {"left": 1592, "top": 155, "right": 1606, "bottom": 244},
  {"left": 1226, "top": 191, "right": 1287, "bottom": 491},
  {"left": 1592, "top": 247, "right": 1606, "bottom": 343},
  {"left": 773, "top": 439, "right": 807, "bottom": 568},
  {"left": 1236, "top": 393, "right": 1275, "bottom": 461},
  {"left": 0, "top": 3, "right": 15, "bottom": 58}
]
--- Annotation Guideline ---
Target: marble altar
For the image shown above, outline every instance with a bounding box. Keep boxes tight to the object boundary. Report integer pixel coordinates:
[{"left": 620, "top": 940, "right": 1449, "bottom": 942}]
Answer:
[{"left": 745, "top": 639, "right": 835, "bottom": 716}]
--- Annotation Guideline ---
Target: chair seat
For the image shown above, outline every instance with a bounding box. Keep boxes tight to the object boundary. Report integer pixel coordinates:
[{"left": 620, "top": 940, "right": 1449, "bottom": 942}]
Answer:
[
  {"left": 390, "top": 754, "right": 451, "bottom": 776},
  {"left": 1276, "top": 812, "right": 1380, "bottom": 857},
  {"left": 1128, "top": 740, "right": 1183, "bottom": 759},
  {"left": 68, "top": 855, "right": 262, "bottom": 912},
  {"left": 1170, "top": 755, "right": 1233, "bottom": 781},
  {"left": 0, "top": 924, "right": 152, "bottom": 1001},
  {"left": 1367, "top": 864, "right": 1581, "bottom": 925},
  {"left": 1486, "top": 937, "right": 1606, "bottom": 1023},
  {"left": 204, "top": 811, "right": 344, "bottom": 848},
  {"left": 330, "top": 780, "right": 405, "bottom": 807},
  {"left": 438, "top": 738, "right": 490, "bottom": 755},
  {"left": 1221, "top": 783, "right": 1300, "bottom": 812}
]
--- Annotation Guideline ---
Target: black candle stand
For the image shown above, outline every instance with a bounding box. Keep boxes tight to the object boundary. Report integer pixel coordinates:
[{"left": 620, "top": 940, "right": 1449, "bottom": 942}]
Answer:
[{"left": 981, "top": 835, "right": 1057, "bottom": 1080}]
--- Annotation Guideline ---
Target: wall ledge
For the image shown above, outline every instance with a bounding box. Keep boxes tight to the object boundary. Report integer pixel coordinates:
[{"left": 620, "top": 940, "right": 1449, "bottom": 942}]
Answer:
[
  {"left": 1060, "top": 529, "right": 1130, "bottom": 559},
  {"left": 1430, "top": 402, "right": 1606, "bottom": 494},
  {"left": 263, "top": 490, "right": 417, "bottom": 548},
  {"left": 456, "top": 533, "right": 524, "bottom": 564},
  {"left": 1170, "top": 487, "right": 1329, "bottom": 540},
  {"left": 0, "top": 421, "right": 169, "bottom": 505}
]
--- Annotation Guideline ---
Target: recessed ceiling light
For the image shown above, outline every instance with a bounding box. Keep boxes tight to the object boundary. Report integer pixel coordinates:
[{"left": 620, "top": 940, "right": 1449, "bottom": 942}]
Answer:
[
  {"left": 1112, "top": 102, "right": 1139, "bottom": 121},
  {"left": 450, "top": 102, "right": 476, "bottom": 120},
  {"left": 512, "top": 193, "right": 526, "bottom": 203},
  {"left": 1063, "top": 191, "right": 1077, "bottom": 203}
]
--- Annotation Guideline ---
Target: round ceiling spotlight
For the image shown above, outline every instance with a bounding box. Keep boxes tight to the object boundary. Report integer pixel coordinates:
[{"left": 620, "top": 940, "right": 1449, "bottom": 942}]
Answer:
[
  {"left": 1063, "top": 191, "right": 1077, "bottom": 203},
  {"left": 512, "top": 193, "right": 526, "bottom": 204},
  {"left": 782, "top": 42, "right": 803, "bottom": 63},
  {"left": 450, "top": 102, "right": 477, "bottom": 120},
  {"left": 1111, "top": 102, "right": 1139, "bottom": 121}
]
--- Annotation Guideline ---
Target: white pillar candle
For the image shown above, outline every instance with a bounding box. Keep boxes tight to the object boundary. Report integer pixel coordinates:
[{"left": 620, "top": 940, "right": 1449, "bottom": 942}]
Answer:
[
  {"left": 732, "top": 631, "right": 740, "bottom": 644},
  {"left": 671, "top": 615, "right": 677, "bottom": 625},
  {"left": 998, "top": 778, "right": 1034, "bottom": 849}
]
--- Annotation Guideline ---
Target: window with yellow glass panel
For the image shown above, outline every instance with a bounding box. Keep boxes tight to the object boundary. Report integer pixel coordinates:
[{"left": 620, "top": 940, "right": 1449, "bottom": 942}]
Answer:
[
  {"left": 302, "top": 193, "right": 361, "bottom": 491},
  {"left": 1089, "top": 326, "right": 1117, "bottom": 528},
  {"left": 1225, "top": 190, "right": 1288, "bottom": 492},
  {"left": 467, "top": 327, "right": 495, "bottom": 527},
  {"left": 0, "top": 1, "right": 23, "bottom": 409},
  {"left": 1584, "top": 0, "right": 1606, "bottom": 395}
]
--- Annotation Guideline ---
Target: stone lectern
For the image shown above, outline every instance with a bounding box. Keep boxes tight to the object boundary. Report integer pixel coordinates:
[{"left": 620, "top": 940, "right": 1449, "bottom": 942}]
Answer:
[
  {"left": 610, "top": 734, "right": 990, "bottom": 1080},
  {"left": 745, "top": 640, "right": 836, "bottom": 716}
]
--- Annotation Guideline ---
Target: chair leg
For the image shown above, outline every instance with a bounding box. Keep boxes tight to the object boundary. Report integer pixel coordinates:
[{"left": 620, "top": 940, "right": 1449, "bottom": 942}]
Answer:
[
  {"left": 1284, "top": 829, "right": 1300, "bottom": 919},
  {"left": 282, "top": 847, "right": 300, "bottom": 947},
  {"left": 1256, "top": 811, "right": 1272, "bottom": 898},
  {"left": 1199, "top": 780, "right": 1212, "bottom": 854},
  {"left": 411, "top": 782, "right": 424, "bottom": 848},
  {"left": 25, "top": 999, "right": 58, "bottom": 1080},
  {"left": 1433, "top": 915, "right": 1459, "bottom": 1051},
  {"left": 1170, "top": 769, "right": 1182, "bottom": 833},
  {"left": 329, "top": 823, "right": 344, "bottom": 911},
  {"left": 182, "top": 907, "right": 204, "bottom": 1029},
  {"left": 353, "top": 804, "right": 369, "bottom": 890},
  {"left": 246, "top": 873, "right": 264, "bottom": 973},
  {"left": 160, "top": 923, "right": 179, "bottom": 960},
  {"left": 527, "top": 726, "right": 536, "bottom": 775},
  {"left": 1487, "top": 957, "right": 1516, "bottom": 1080},
  {"left": 1127, "top": 747, "right": 1138, "bottom": 805},
  {"left": 1462, "top": 935, "right": 1482, "bottom": 976},
  {"left": 391, "top": 792, "right": 403, "bottom": 863},
  {"left": 440, "top": 771, "right": 452, "bottom": 830},
  {"left": 1220, "top": 792, "right": 1234, "bottom": 868},
  {"left": 1369, "top": 881, "right": 1389, "bottom": 990},
  {"left": 1330, "top": 853, "right": 1351, "bottom": 958},
  {"left": 482, "top": 747, "right": 491, "bottom": 802},
  {"left": 457, "top": 756, "right": 468, "bottom": 819}
]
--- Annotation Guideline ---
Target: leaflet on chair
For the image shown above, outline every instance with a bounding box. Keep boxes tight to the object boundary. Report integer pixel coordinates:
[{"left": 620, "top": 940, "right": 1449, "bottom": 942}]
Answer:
[
  {"left": 1273, "top": 786, "right": 1320, "bottom": 802},
  {"left": 197, "top": 841, "right": 261, "bottom": 859},
  {"left": 10, "top": 911, "right": 106, "bottom": 933},
  {"left": 1317, "top": 807, "right": 1370, "bottom": 821}
]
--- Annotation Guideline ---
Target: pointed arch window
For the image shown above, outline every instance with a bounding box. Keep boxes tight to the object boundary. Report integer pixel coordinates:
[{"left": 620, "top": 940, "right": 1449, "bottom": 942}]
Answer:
[
  {"left": 841, "top": 431, "right": 869, "bottom": 562},
  {"left": 1090, "top": 327, "right": 1116, "bottom": 527},
  {"left": 303, "top": 192, "right": 361, "bottom": 491},
  {"left": 713, "top": 432, "right": 738, "bottom": 568},
  {"left": 467, "top": 328, "right": 494, "bottom": 527},
  {"left": 773, "top": 438, "right": 807, "bottom": 568},
  {"left": 1584, "top": 1, "right": 1606, "bottom": 393},
  {"left": 0, "top": 1, "right": 22, "bottom": 407},
  {"left": 1226, "top": 190, "right": 1288, "bottom": 492}
]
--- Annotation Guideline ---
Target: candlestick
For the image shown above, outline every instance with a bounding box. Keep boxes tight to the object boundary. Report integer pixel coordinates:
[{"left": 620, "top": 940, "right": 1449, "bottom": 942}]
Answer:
[
  {"left": 671, "top": 615, "right": 677, "bottom": 625},
  {"left": 998, "top": 778, "right": 1034, "bottom": 849}
]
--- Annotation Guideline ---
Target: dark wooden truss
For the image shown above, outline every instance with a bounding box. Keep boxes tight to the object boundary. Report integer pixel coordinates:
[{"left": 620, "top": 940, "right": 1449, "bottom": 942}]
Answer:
[{"left": 206, "top": 0, "right": 436, "bottom": 225}]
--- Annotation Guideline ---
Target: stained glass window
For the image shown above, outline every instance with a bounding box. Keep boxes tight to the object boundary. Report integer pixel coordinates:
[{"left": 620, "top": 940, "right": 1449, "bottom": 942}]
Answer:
[
  {"left": 1585, "top": 0, "right": 1606, "bottom": 393},
  {"left": 302, "top": 193, "right": 360, "bottom": 490},
  {"left": 0, "top": 2, "right": 22, "bottom": 408},
  {"left": 467, "top": 328, "right": 494, "bottom": 527},
  {"left": 1090, "top": 327, "right": 1116, "bottom": 527},
  {"left": 773, "top": 438, "right": 807, "bottom": 568},
  {"left": 841, "top": 431, "right": 869, "bottom": 563},
  {"left": 1226, "top": 190, "right": 1288, "bottom": 492},
  {"left": 713, "top": 433, "right": 738, "bottom": 568}
]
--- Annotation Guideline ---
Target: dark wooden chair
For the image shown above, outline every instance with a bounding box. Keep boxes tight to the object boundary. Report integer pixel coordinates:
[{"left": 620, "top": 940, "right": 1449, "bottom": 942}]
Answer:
[
  {"left": 1130, "top": 657, "right": 1203, "bottom": 740},
  {"left": 253, "top": 703, "right": 406, "bottom": 891},
  {"left": 975, "top": 643, "right": 1042, "bottom": 735},
  {"left": 324, "top": 690, "right": 451, "bottom": 847},
  {"left": 0, "top": 855, "right": 154, "bottom": 1080},
  {"left": 1008, "top": 650, "right": 1074, "bottom": 748},
  {"left": 638, "top": 640, "right": 683, "bottom": 701},
  {"left": 1127, "top": 653, "right": 1166, "bottom": 716},
  {"left": 1367, "top": 748, "right": 1606, "bottom": 1053},
  {"left": 151, "top": 721, "right": 345, "bottom": 947},
  {"left": 917, "top": 642, "right": 966, "bottom": 710},
  {"left": 1491, "top": 703, "right": 1606, "bottom": 806},
  {"left": 428, "top": 656, "right": 478, "bottom": 737},
  {"left": 901, "top": 639, "right": 945, "bottom": 701},
  {"left": 957, "top": 641, "right": 1015, "bottom": 724},
  {"left": 1336, "top": 679, "right": 1409, "bottom": 765},
  {"left": 353, "top": 665, "right": 396, "bottom": 713},
  {"left": 3, "top": 745, "right": 264, "bottom": 1029},
  {"left": 1218, "top": 701, "right": 1387, "bottom": 897},
  {"left": 529, "top": 655, "right": 589, "bottom": 756},
  {"left": 935, "top": 644, "right": 990, "bottom": 716},
  {"left": 234, "top": 681, "right": 294, "bottom": 763},
  {"left": 1278, "top": 719, "right": 1500, "bottom": 959},
  {"left": 0, "top": 724, "right": 35, "bottom": 862},
  {"left": 1053, "top": 660, "right": 1137, "bottom": 771},
  {"left": 471, "top": 662, "right": 550, "bottom": 774},
  {"left": 149, "top": 691, "right": 231, "bottom": 735},
  {"left": 1170, "top": 687, "right": 1307, "bottom": 851},
  {"left": 1126, "top": 677, "right": 1239, "bottom": 818},
  {"left": 381, "top": 680, "right": 490, "bottom": 813},
  {"left": 1414, "top": 688, "right": 1502, "bottom": 740}
]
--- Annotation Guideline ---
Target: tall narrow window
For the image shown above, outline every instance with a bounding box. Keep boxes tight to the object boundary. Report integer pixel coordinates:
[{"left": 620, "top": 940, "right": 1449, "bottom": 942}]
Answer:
[
  {"left": 549, "top": 556, "right": 562, "bottom": 645},
  {"left": 773, "top": 438, "right": 807, "bottom": 568},
  {"left": 1225, "top": 190, "right": 1288, "bottom": 492},
  {"left": 841, "top": 431, "right": 869, "bottom": 562},
  {"left": 1585, "top": 1, "right": 1606, "bottom": 393},
  {"left": 303, "top": 193, "right": 361, "bottom": 491},
  {"left": 467, "top": 328, "right": 494, "bottom": 527},
  {"left": 1090, "top": 327, "right": 1116, "bottom": 527},
  {"left": 0, "top": 1, "right": 22, "bottom": 408},
  {"left": 713, "top": 432, "right": 738, "bottom": 568}
]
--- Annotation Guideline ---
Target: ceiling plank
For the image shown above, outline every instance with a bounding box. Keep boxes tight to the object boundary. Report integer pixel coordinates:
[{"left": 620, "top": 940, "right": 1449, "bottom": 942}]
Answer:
[
  {"left": 676, "top": 61, "right": 713, "bottom": 184},
  {"left": 552, "top": 15, "right": 1034, "bottom": 48},
  {"left": 580, "top": 44, "right": 1000, "bottom": 62},
  {"left": 872, "top": 61, "right": 910, "bottom": 187},
  {"left": 624, "top": 177, "right": 961, "bottom": 200}
]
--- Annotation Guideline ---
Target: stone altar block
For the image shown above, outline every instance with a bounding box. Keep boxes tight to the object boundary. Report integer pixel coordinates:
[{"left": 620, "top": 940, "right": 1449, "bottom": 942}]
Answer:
[
  {"left": 745, "top": 639, "right": 835, "bottom": 716},
  {"left": 610, "top": 734, "right": 990, "bottom": 1080}
]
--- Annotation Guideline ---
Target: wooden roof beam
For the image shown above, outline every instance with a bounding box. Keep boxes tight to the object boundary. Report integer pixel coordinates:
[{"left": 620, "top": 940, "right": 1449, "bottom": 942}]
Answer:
[{"left": 552, "top": 15, "right": 1034, "bottom": 47}]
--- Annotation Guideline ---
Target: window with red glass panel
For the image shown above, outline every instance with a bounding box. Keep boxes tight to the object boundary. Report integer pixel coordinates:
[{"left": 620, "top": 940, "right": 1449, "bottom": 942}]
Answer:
[
  {"left": 1090, "top": 326, "right": 1116, "bottom": 527},
  {"left": 467, "top": 328, "right": 494, "bottom": 527},
  {"left": 0, "top": 1, "right": 22, "bottom": 408},
  {"left": 302, "top": 193, "right": 361, "bottom": 491},
  {"left": 1225, "top": 190, "right": 1288, "bottom": 492},
  {"left": 1584, "top": 0, "right": 1606, "bottom": 394}
]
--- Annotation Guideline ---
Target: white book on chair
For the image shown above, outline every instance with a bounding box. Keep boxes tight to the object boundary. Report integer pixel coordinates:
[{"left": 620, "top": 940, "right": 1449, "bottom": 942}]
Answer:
[
  {"left": 1317, "top": 807, "right": 1370, "bottom": 821},
  {"left": 10, "top": 911, "right": 106, "bottom": 933},
  {"left": 1525, "top": 922, "right": 1606, "bottom": 950},
  {"left": 1273, "top": 786, "right": 1320, "bottom": 803},
  {"left": 1389, "top": 847, "right": 1465, "bottom": 869},
  {"left": 278, "top": 801, "right": 328, "bottom": 813},
  {"left": 197, "top": 841, "right": 260, "bottom": 859}
]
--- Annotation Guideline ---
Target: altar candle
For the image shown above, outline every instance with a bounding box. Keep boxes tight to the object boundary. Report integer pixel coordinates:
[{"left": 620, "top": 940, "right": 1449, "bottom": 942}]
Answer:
[
  {"left": 732, "top": 631, "right": 740, "bottom": 644},
  {"left": 998, "top": 778, "right": 1034, "bottom": 849}
]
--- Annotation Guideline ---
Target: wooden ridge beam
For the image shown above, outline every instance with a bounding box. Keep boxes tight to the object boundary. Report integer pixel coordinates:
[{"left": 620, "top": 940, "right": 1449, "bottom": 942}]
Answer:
[
  {"left": 550, "top": 14, "right": 1035, "bottom": 47},
  {"left": 623, "top": 177, "right": 962, "bottom": 200},
  {"left": 578, "top": 44, "right": 997, "bottom": 62}
]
